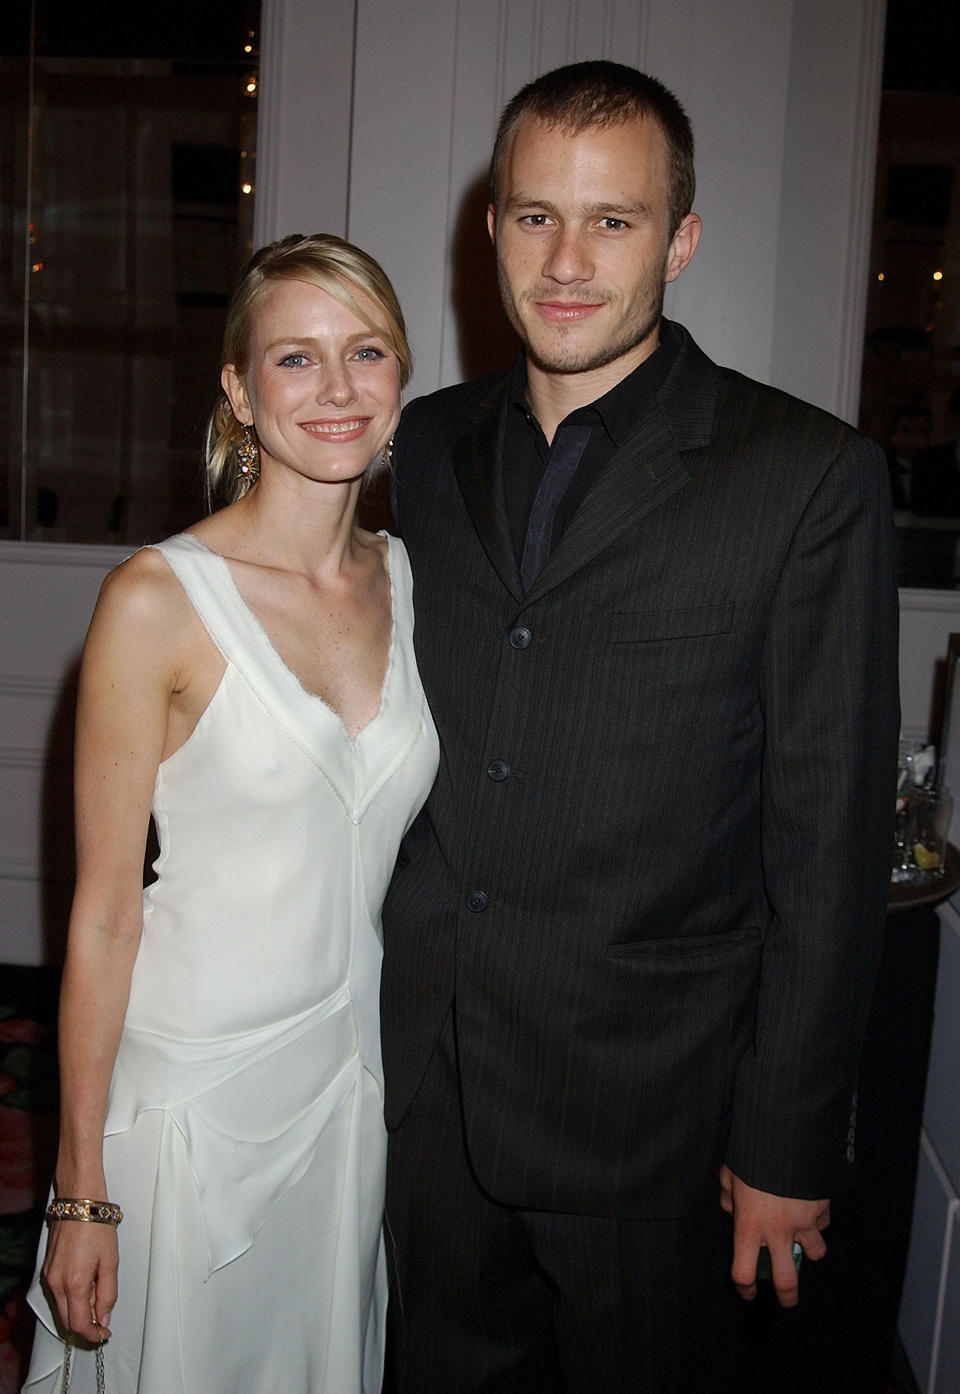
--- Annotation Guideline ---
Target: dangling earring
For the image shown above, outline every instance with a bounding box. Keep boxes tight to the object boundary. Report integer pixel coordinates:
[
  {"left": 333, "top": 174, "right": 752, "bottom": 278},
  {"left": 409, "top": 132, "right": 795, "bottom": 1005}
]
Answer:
[
  {"left": 381, "top": 436, "right": 394, "bottom": 468},
  {"left": 236, "top": 424, "right": 260, "bottom": 484}
]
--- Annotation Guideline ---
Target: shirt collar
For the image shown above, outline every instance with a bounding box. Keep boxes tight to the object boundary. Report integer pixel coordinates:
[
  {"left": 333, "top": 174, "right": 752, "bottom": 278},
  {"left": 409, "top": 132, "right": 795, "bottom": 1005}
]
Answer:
[{"left": 507, "top": 318, "right": 681, "bottom": 446}]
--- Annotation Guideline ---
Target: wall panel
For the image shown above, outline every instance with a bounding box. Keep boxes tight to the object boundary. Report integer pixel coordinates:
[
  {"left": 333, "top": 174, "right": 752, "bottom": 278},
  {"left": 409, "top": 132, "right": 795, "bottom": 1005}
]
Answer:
[
  {"left": 345, "top": 0, "right": 661, "bottom": 401},
  {"left": 253, "top": 0, "right": 357, "bottom": 246},
  {"left": 770, "top": 0, "right": 886, "bottom": 419},
  {"left": 900, "top": 1131, "right": 958, "bottom": 1394},
  {"left": 0, "top": 544, "right": 126, "bottom": 965}
]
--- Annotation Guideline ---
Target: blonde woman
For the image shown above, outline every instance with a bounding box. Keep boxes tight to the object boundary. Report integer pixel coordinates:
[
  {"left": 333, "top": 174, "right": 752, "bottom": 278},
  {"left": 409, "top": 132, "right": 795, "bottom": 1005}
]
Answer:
[{"left": 25, "top": 235, "right": 438, "bottom": 1393}]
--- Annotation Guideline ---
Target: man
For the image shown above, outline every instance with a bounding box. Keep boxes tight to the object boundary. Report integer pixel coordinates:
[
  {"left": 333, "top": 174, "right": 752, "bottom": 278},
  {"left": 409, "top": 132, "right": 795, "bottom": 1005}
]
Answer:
[{"left": 382, "top": 61, "right": 898, "bottom": 1392}]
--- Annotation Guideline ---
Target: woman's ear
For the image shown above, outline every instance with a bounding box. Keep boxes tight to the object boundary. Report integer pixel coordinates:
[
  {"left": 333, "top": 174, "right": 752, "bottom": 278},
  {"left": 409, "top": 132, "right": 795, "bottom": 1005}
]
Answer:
[{"left": 221, "top": 364, "right": 251, "bottom": 424}]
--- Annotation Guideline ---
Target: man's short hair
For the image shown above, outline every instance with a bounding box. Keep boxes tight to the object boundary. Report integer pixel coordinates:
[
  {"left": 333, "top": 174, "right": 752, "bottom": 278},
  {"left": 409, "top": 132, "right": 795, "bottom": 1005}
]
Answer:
[{"left": 489, "top": 60, "right": 696, "bottom": 235}]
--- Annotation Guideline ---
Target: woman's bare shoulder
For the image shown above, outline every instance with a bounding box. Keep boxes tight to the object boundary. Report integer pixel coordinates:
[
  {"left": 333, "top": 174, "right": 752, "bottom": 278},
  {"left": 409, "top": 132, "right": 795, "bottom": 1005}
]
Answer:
[{"left": 90, "top": 544, "right": 196, "bottom": 645}]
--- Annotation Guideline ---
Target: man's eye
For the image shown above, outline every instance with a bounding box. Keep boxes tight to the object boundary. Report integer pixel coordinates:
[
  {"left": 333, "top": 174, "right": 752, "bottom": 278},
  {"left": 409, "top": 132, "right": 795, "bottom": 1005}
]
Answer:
[
  {"left": 522, "top": 215, "right": 550, "bottom": 227},
  {"left": 599, "top": 218, "right": 627, "bottom": 230}
]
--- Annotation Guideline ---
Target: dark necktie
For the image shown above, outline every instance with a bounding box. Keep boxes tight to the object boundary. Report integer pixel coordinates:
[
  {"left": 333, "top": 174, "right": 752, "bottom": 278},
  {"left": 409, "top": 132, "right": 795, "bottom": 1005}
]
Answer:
[{"left": 520, "top": 419, "right": 593, "bottom": 592}]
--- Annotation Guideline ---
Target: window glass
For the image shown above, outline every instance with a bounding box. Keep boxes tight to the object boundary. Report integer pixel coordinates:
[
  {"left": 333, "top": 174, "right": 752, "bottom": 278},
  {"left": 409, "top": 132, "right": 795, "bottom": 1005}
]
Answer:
[
  {"left": 1, "top": 0, "right": 259, "bottom": 542},
  {"left": 860, "top": 0, "right": 960, "bottom": 587}
]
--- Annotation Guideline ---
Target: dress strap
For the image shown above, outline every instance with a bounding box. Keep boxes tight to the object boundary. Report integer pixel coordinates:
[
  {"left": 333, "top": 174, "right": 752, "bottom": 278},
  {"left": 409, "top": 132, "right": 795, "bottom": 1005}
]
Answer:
[{"left": 148, "top": 532, "right": 260, "bottom": 673}]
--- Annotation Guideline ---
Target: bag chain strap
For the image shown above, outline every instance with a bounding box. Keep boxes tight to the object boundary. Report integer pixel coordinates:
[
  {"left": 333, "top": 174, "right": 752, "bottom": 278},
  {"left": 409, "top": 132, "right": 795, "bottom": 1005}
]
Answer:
[{"left": 60, "top": 1341, "right": 106, "bottom": 1394}]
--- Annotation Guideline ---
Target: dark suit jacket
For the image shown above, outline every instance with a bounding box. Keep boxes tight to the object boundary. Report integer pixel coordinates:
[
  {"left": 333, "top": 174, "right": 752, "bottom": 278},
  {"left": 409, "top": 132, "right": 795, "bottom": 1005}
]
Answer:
[{"left": 382, "top": 322, "right": 899, "bottom": 1218}]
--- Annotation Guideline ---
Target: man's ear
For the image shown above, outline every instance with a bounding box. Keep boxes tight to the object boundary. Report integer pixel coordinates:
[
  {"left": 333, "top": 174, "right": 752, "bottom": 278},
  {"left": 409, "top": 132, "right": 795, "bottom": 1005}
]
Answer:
[
  {"left": 221, "top": 364, "right": 251, "bottom": 424},
  {"left": 665, "top": 213, "right": 702, "bottom": 284}
]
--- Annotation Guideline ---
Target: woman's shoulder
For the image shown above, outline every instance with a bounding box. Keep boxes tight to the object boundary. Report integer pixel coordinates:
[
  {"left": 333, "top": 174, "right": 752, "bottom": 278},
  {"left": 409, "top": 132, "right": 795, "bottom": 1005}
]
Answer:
[{"left": 93, "top": 537, "right": 197, "bottom": 636}]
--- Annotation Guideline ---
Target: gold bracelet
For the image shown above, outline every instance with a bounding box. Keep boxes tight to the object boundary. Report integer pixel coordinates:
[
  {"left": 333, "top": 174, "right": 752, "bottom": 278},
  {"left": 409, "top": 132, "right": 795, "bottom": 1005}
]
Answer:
[{"left": 45, "top": 1198, "right": 123, "bottom": 1227}]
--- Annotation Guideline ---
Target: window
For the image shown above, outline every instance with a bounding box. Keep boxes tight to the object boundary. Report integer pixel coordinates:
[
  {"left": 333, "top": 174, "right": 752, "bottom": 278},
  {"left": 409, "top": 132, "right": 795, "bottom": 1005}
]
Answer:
[
  {"left": 860, "top": 0, "right": 960, "bottom": 587},
  {"left": 1, "top": 0, "right": 259, "bottom": 542}
]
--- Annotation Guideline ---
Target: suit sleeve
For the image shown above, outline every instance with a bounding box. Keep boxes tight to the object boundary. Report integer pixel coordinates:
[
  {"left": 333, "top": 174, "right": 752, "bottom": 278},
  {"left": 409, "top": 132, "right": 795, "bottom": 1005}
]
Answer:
[
  {"left": 725, "top": 435, "right": 899, "bottom": 1198},
  {"left": 388, "top": 408, "right": 413, "bottom": 535}
]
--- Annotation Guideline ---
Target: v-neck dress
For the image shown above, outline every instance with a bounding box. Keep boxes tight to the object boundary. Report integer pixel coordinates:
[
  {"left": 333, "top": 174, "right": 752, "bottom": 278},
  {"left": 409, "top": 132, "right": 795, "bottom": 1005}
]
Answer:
[{"left": 25, "top": 531, "right": 439, "bottom": 1394}]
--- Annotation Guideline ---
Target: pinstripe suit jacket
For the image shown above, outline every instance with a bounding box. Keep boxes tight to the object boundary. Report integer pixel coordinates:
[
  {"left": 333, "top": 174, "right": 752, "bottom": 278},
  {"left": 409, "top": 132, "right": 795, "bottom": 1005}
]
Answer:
[{"left": 381, "top": 322, "right": 899, "bottom": 1217}]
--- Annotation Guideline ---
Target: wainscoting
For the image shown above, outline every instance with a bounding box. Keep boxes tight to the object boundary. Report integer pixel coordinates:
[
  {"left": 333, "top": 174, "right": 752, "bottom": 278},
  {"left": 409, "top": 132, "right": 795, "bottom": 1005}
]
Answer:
[{"left": 0, "top": 544, "right": 126, "bottom": 967}]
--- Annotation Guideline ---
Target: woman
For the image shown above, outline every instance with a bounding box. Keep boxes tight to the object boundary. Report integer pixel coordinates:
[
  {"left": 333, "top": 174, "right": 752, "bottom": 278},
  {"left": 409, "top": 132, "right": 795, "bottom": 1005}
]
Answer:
[{"left": 24, "top": 234, "right": 438, "bottom": 1392}]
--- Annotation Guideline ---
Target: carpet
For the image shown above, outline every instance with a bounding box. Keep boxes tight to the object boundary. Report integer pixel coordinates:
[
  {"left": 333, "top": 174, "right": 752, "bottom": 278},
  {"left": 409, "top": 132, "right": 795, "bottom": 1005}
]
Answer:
[{"left": 0, "top": 967, "right": 60, "bottom": 1394}]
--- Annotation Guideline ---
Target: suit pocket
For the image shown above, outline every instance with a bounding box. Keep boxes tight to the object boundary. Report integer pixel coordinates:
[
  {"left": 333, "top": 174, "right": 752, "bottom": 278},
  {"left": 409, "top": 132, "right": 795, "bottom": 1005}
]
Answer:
[
  {"left": 607, "top": 924, "right": 762, "bottom": 958},
  {"left": 603, "top": 601, "right": 734, "bottom": 643}
]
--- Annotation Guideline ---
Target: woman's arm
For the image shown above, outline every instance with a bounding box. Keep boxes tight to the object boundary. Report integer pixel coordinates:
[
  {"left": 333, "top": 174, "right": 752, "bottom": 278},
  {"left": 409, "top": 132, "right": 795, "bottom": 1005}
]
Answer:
[{"left": 41, "top": 553, "right": 185, "bottom": 1343}]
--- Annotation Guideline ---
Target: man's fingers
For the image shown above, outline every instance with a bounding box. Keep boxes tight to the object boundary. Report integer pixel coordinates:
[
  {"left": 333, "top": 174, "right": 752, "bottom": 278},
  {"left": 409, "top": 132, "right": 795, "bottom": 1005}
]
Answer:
[
  {"left": 800, "top": 1226, "right": 828, "bottom": 1263},
  {"left": 770, "top": 1244, "right": 801, "bottom": 1307},
  {"left": 730, "top": 1242, "right": 760, "bottom": 1301}
]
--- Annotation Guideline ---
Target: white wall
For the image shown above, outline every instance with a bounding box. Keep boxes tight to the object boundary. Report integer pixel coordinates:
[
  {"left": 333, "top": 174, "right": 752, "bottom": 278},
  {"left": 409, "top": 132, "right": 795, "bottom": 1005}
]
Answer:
[
  {"left": 0, "top": 544, "right": 127, "bottom": 965},
  {"left": 254, "top": 0, "right": 884, "bottom": 421}
]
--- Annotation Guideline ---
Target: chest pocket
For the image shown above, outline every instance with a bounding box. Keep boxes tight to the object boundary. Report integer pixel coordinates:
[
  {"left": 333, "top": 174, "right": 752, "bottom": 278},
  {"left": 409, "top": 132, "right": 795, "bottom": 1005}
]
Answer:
[{"left": 603, "top": 602, "right": 734, "bottom": 643}]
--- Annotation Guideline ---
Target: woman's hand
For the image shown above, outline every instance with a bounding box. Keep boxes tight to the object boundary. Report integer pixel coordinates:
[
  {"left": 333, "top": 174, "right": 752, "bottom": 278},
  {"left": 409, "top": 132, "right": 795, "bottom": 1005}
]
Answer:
[{"left": 42, "top": 1218, "right": 118, "bottom": 1343}]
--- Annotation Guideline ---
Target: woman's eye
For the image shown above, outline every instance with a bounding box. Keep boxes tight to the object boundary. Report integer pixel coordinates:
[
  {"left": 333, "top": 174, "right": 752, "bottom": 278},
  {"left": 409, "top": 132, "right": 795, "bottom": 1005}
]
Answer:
[
  {"left": 279, "top": 352, "right": 308, "bottom": 367},
  {"left": 355, "top": 346, "right": 386, "bottom": 362}
]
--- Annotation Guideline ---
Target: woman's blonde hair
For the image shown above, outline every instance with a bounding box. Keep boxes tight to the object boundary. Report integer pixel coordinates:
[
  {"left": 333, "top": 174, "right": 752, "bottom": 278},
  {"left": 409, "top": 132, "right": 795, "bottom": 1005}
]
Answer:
[{"left": 205, "top": 233, "right": 412, "bottom": 508}]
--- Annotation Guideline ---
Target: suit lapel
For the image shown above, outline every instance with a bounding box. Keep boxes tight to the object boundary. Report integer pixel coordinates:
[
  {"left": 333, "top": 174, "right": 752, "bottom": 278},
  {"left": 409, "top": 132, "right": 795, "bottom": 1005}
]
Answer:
[
  {"left": 524, "top": 326, "right": 723, "bottom": 603},
  {"left": 449, "top": 325, "right": 724, "bottom": 605},
  {"left": 452, "top": 381, "right": 524, "bottom": 601},
  {"left": 523, "top": 404, "right": 689, "bottom": 602}
]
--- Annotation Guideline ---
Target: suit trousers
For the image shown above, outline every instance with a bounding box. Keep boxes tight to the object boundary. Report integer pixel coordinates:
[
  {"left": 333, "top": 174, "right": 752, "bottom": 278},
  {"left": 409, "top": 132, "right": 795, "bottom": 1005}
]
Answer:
[{"left": 384, "top": 1011, "right": 745, "bottom": 1394}]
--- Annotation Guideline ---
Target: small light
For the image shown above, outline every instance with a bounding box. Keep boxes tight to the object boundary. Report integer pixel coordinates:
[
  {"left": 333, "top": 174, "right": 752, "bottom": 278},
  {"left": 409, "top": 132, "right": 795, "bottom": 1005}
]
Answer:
[
  {"left": 933, "top": 269, "right": 943, "bottom": 282},
  {"left": 31, "top": 261, "right": 43, "bottom": 273},
  {"left": 245, "top": 76, "right": 258, "bottom": 95},
  {"left": 877, "top": 272, "right": 885, "bottom": 282},
  {"left": 244, "top": 44, "right": 252, "bottom": 53},
  {"left": 241, "top": 183, "right": 253, "bottom": 195}
]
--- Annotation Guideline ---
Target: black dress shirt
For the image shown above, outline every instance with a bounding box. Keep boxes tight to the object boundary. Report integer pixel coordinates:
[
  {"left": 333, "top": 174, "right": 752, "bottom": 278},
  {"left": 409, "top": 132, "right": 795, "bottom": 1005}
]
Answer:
[{"left": 502, "top": 318, "right": 681, "bottom": 571}]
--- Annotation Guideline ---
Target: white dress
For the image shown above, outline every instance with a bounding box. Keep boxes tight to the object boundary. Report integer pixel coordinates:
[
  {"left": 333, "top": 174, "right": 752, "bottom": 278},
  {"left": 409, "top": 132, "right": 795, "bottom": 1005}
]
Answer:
[{"left": 25, "top": 532, "right": 438, "bottom": 1394}]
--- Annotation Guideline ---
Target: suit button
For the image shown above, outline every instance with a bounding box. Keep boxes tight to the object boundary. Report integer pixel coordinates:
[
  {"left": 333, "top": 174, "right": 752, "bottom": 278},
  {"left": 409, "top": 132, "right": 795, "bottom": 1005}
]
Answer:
[
  {"left": 466, "top": 890, "right": 489, "bottom": 913},
  {"left": 487, "top": 759, "right": 510, "bottom": 782},
  {"left": 509, "top": 625, "right": 532, "bottom": 649}
]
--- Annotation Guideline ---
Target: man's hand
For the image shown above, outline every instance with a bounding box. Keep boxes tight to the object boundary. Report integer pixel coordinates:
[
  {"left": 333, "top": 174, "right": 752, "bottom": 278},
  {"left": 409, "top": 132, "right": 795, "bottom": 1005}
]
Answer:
[{"left": 719, "top": 1164, "right": 829, "bottom": 1308}]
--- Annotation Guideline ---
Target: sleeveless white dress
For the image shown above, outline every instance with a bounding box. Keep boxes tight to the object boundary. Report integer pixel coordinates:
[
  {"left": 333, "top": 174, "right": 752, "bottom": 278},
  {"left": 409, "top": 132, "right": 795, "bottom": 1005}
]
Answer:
[{"left": 25, "top": 531, "right": 438, "bottom": 1394}]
